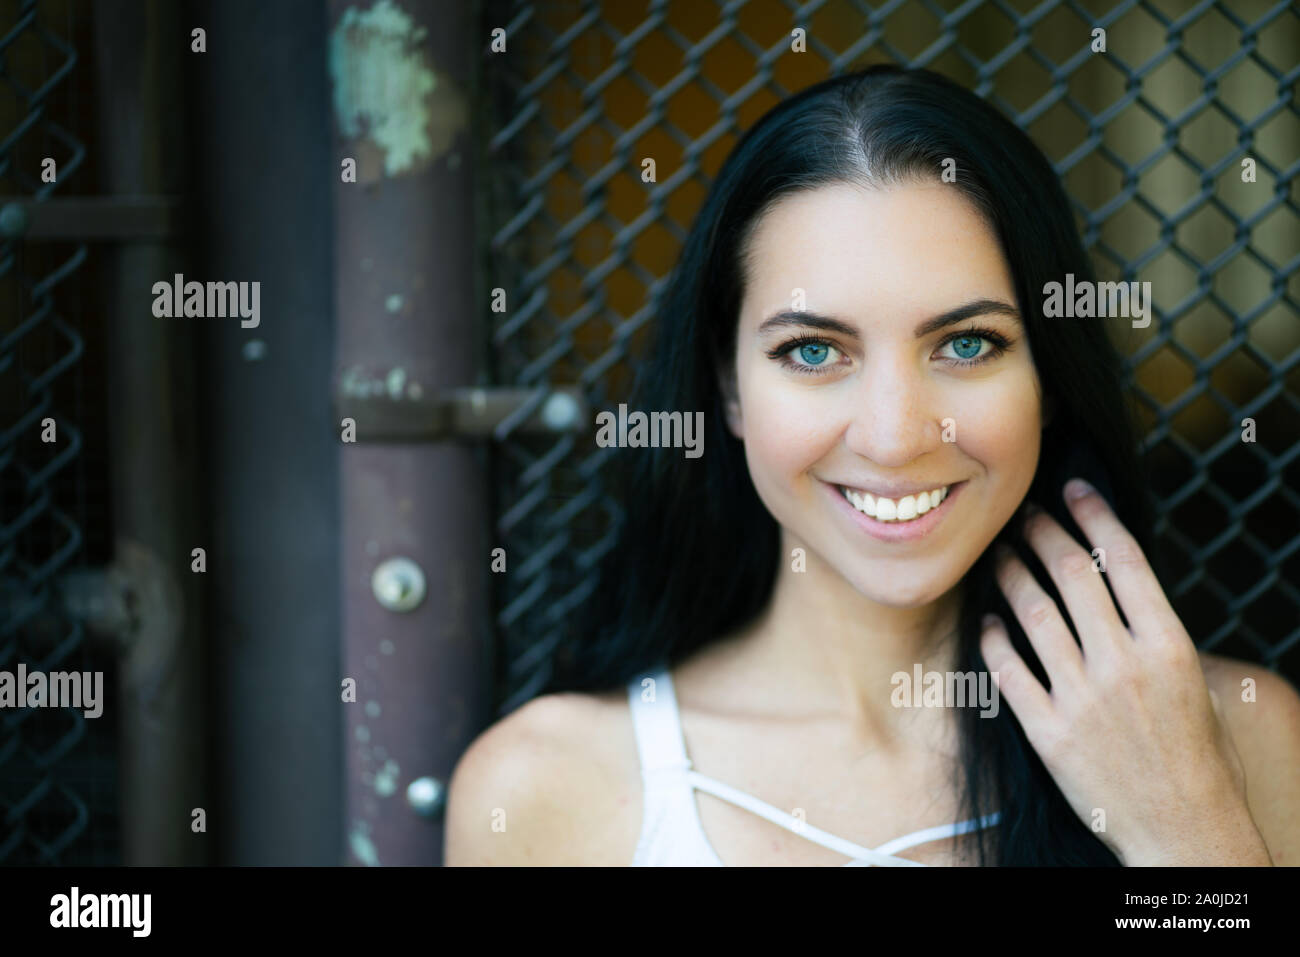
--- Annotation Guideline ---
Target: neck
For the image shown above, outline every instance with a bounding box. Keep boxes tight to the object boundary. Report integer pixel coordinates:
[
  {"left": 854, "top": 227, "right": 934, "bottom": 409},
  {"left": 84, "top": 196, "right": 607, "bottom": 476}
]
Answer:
[{"left": 724, "top": 528, "right": 966, "bottom": 748}]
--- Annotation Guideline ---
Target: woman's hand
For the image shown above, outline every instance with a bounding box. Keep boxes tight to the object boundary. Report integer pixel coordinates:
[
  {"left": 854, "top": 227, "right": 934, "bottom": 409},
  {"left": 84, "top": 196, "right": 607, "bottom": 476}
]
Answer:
[{"left": 979, "top": 477, "right": 1272, "bottom": 866}]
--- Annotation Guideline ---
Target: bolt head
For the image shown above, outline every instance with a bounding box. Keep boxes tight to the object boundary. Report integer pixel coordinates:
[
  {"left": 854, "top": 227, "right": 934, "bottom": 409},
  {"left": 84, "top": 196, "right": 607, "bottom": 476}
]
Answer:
[
  {"left": 541, "top": 391, "right": 580, "bottom": 431},
  {"left": 0, "top": 202, "right": 29, "bottom": 238},
  {"left": 371, "top": 557, "right": 426, "bottom": 612},
  {"left": 407, "top": 776, "right": 445, "bottom": 817}
]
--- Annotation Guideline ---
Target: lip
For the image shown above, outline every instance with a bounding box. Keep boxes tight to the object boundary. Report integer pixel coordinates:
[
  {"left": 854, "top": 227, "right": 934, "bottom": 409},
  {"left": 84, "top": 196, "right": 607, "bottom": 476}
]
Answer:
[{"left": 822, "top": 478, "right": 966, "bottom": 543}]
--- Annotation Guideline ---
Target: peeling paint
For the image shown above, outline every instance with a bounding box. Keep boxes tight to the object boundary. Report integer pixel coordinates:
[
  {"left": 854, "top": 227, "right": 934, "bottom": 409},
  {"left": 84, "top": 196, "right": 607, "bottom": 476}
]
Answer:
[
  {"left": 329, "top": 0, "right": 468, "bottom": 179},
  {"left": 374, "top": 759, "right": 400, "bottom": 797},
  {"left": 341, "top": 364, "right": 422, "bottom": 401},
  {"left": 349, "top": 823, "right": 380, "bottom": 866}
]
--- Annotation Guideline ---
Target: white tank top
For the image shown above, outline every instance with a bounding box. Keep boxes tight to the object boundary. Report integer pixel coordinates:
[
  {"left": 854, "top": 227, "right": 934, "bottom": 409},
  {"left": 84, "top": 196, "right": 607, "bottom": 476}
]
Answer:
[{"left": 627, "top": 664, "right": 1001, "bottom": 866}]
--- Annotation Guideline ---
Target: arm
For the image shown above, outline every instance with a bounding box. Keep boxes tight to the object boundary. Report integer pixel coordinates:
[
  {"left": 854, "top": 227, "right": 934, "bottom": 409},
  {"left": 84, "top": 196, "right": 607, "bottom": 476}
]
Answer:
[{"left": 1200, "top": 653, "right": 1300, "bottom": 866}]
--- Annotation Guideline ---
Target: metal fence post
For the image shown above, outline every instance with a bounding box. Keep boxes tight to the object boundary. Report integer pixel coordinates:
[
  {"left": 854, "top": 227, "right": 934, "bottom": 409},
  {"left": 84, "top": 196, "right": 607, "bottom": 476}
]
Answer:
[
  {"left": 328, "top": 0, "right": 492, "bottom": 866},
  {"left": 91, "top": 0, "right": 207, "bottom": 866}
]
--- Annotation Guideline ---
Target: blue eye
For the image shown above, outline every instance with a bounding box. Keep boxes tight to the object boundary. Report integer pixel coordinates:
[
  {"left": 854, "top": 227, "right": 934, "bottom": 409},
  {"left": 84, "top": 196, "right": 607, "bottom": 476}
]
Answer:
[
  {"left": 766, "top": 336, "right": 844, "bottom": 375},
  {"left": 951, "top": 335, "right": 984, "bottom": 359},
  {"left": 937, "top": 331, "right": 1007, "bottom": 364},
  {"left": 798, "top": 342, "right": 830, "bottom": 365}
]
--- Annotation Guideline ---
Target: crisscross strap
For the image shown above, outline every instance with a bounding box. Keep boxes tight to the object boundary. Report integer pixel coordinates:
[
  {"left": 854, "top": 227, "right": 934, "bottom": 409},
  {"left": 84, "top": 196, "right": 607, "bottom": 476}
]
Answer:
[
  {"left": 626, "top": 663, "right": 1002, "bottom": 865},
  {"left": 685, "top": 771, "right": 1001, "bottom": 866}
]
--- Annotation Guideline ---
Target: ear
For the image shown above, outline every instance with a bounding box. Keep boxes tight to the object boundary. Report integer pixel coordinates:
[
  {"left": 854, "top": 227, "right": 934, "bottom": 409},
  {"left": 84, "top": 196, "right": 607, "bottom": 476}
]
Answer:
[{"left": 717, "top": 362, "right": 743, "bottom": 439}]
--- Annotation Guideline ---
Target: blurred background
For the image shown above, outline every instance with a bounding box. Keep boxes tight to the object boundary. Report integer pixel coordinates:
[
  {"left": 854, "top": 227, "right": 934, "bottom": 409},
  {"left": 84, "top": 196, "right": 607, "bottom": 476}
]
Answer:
[{"left": 0, "top": 0, "right": 1295, "bottom": 865}]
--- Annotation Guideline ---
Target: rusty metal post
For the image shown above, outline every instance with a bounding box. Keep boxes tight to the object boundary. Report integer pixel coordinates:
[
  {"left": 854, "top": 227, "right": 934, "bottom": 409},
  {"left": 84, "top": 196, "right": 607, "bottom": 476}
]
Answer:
[{"left": 328, "top": 0, "right": 491, "bottom": 865}]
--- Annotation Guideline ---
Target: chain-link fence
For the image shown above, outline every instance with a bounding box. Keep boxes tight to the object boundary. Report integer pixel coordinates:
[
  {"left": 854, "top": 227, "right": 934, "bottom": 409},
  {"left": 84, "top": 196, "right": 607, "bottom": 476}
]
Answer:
[
  {"left": 1, "top": 0, "right": 1295, "bottom": 865},
  {"left": 482, "top": 0, "right": 1299, "bottom": 713},
  {"left": 1, "top": 0, "right": 117, "bottom": 865}
]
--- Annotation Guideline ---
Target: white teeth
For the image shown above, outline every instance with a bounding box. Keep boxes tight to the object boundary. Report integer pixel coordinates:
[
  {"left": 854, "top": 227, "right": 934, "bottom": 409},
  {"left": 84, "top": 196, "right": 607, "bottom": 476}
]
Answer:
[{"left": 840, "top": 484, "right": 951, "bottom": 523}]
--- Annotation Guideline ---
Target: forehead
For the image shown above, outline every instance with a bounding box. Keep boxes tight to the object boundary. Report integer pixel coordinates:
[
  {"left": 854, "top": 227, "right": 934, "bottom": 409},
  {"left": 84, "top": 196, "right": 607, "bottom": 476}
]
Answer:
[{"left": 739, "top": 181, "right": 1016, "bottom": 327}]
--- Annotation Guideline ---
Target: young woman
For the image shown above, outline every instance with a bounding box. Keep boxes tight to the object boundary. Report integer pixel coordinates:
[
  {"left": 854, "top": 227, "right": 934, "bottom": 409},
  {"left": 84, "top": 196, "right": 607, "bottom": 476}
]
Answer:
[{"left": 446, "top": 65, "right": 1299, "bottom": 866}]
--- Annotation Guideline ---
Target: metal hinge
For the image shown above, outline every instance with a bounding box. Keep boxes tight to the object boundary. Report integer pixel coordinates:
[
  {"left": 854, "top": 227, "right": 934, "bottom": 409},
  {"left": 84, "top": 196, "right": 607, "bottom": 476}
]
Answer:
[{"left": 333, "top": 382, "right": 588, "bottom": 441}]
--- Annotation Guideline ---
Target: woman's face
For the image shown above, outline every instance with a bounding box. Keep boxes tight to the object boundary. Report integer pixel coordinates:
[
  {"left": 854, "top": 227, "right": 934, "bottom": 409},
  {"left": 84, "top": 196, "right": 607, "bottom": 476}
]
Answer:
[{"left": 726, "top": 180, "right": 1043, "bottom": 607}]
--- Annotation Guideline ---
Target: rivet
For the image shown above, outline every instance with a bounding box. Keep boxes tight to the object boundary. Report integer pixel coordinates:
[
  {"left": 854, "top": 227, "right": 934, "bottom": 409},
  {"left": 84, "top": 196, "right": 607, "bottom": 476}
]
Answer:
[
  {"left": 371, "top": 557, "right": 426, "bottom": 612},
  {"left": 407, "top": 776, "right": 445, "bottom": 818}
]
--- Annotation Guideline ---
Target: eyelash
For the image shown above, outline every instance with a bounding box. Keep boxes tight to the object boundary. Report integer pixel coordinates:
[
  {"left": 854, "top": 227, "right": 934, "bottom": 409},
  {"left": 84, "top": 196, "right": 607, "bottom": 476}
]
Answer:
[{"left": 765, "top": 327, "right": 1014, "bottom": 376}]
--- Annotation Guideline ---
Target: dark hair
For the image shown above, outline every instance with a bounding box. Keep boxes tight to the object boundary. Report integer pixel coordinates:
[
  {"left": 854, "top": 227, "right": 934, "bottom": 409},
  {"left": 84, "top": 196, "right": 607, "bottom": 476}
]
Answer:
[{"left": 547, "top": 64, "right": 1155, "bottom": 866}]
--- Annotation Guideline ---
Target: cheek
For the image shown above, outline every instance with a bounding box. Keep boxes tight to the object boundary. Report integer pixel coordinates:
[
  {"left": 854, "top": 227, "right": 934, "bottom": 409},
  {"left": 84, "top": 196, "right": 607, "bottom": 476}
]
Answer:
[
  {"left": 740, "top": 375, "right": 843, "bottom": 469},
  {"left": 950, "top": 363, "right": 1042, "bottom": 496},
  {"left": 736, "top": 373, "right": 845, "bottom": 510}
]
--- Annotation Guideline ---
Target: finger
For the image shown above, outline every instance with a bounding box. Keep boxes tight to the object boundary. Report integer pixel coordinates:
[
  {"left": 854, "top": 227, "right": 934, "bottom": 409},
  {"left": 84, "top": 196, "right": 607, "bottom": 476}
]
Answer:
[
  {"left": 979, "top": 614, "right": 1054, "bottom": 731},
  {"left": 1062, "top": 478, "right": 1181, "bottom": 640},
  {"left": 995, "top": 545, "right": 1085, "bottom": 690},
  {"left": 1022, "top": 505, "right": 1129, "bottom": 659}
]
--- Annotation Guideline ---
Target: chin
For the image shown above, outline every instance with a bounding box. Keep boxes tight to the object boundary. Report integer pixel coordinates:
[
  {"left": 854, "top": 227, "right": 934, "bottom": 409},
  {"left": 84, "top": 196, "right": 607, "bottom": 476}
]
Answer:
[{"left": 841, "top": 565, "right": 959, "bottom": 609}]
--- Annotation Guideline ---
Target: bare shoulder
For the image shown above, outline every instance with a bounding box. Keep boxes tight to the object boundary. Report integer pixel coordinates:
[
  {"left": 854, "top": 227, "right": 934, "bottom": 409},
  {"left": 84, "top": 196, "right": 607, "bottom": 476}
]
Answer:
[
  {"left": 1197, "top": 650, "right": 1300, "bottom": 865},
  {"left": 443, "top": 687, "right": 641, "bottom": 866}
]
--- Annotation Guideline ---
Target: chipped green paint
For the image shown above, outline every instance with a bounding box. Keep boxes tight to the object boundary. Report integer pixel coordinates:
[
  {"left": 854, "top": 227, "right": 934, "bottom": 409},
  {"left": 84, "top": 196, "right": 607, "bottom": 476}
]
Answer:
[
  {"left": 385, "top": 366, "right": 406, "bottom": 399},
  {"left": 374, "top": 759, "right": 400, "bottom": 797},
  {"left": 349, "top": 822, "right": 380, "bottom": 866},
  {"left": 329, "top": 0, "right": 467, "bottom": 177},
  {"left": 340, "top": 364, "right": 421, "bottom": 400}
]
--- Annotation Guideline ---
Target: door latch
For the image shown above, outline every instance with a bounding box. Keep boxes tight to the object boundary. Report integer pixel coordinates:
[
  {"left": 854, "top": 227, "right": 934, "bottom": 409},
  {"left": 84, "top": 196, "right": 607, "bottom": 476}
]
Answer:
[{"left": 333, "top": 382, "right": 586, "bottom": 441}]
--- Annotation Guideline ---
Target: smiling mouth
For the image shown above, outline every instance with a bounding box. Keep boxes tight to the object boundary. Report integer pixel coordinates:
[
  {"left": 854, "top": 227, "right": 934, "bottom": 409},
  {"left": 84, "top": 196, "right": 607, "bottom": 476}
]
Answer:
[{"left": 836, "top": 484, "right": 951, "bottom": 523}]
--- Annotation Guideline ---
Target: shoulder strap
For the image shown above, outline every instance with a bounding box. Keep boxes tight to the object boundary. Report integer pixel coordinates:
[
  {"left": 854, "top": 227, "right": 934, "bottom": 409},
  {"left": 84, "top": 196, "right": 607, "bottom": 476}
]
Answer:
[{"left": 626, "top": 664, "right": 693, "bottom": 775}]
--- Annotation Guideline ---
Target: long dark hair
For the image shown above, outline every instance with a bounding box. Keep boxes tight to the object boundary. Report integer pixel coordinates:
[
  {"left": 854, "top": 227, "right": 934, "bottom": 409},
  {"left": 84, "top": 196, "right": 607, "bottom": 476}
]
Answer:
[{"left": 547, "top": 64, "right": 1155, "bottom": 866}]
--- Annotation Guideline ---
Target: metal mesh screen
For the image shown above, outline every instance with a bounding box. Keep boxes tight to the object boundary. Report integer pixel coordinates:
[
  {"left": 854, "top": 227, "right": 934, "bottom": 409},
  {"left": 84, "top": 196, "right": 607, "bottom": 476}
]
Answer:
[
  {"left": 0, "top": 0, "right": 116, "bottom": 865},
  {"left": 481, "top": 0, "right": 1299, "bottom": 713}
]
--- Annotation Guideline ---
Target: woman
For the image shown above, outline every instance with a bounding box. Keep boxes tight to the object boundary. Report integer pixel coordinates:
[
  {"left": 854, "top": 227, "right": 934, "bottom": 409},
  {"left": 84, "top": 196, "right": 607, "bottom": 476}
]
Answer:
[{"left": 446, "top": 65, "right": 1299, "bottom": 866}]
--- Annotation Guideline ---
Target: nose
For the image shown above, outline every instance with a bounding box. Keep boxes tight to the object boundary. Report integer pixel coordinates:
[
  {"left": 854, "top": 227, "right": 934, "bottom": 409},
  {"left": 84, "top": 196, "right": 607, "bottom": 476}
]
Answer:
[{"left": 841, "top": 353, "right": 943, "bottom": 468}]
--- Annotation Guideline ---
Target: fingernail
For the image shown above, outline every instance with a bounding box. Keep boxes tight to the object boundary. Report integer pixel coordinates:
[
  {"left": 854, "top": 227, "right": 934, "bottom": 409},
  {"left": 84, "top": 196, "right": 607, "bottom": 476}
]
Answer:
[{"left": 1064, "top": 477, "right": 1094, "bottom": 501}]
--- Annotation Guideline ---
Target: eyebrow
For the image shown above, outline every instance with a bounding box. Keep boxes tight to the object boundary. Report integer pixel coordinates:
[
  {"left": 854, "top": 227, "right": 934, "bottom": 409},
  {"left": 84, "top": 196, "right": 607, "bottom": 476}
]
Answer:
[{"left": 756, "top": 299, "right": 1021, "bottom": 340}]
